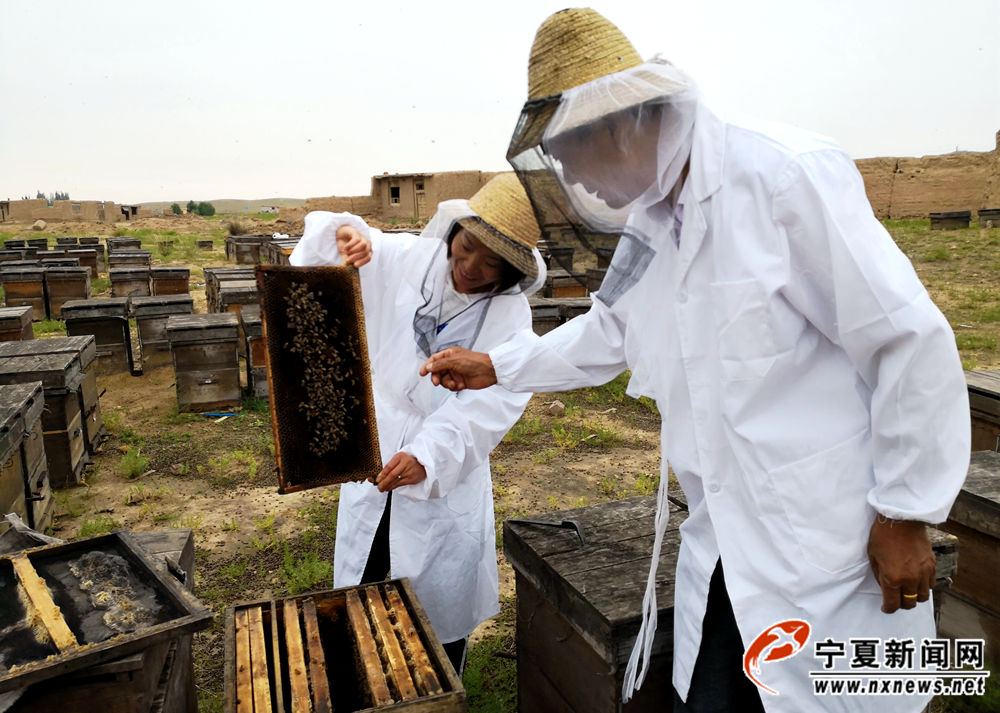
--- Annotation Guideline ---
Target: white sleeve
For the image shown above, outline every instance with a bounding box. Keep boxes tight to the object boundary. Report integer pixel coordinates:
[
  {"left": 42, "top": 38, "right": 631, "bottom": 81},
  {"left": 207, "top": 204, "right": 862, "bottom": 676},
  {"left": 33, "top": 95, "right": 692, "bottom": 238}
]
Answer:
[
  {"left": 289, "top": 211, "right": 375, "bottom": 267},
  {"left": 774, "top": 148, "right": 969, "bottom": 524},
  {"left": 489, "top": 299, "right": 630, "bottom": 393}
]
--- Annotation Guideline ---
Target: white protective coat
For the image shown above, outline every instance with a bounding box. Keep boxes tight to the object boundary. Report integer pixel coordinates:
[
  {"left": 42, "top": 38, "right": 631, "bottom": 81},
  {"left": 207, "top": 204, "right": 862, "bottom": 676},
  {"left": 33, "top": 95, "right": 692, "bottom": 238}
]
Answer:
[
  {"left": 489, "top": 103, "right": 970, "bottom": 712},
  {"left": 290, "top": 208, "right": 540, "bottom": 643}
]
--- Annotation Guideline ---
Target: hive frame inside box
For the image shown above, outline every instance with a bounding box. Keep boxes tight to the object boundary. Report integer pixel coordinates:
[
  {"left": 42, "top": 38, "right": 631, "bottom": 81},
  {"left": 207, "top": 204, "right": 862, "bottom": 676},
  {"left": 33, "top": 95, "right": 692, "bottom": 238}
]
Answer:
[
  {"left": 0, "top": 530, "right": 212, "bottom": 693},
  {"left": 224, "top": 578, "right": 465, "bottom": 713},
  {"left": 256, "top": 265, "right": 380, "bottom": 492}
]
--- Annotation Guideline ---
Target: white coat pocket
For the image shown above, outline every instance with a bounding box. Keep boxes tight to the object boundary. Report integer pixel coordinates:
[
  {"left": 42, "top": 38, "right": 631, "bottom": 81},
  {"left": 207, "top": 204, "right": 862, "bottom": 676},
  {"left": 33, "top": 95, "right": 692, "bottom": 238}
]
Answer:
[
  {"left": 767, "top": 429, "right": 873, "bottom": 574},
  {"left": 710, "top": 279, "right": 777, "bottom": 381}
]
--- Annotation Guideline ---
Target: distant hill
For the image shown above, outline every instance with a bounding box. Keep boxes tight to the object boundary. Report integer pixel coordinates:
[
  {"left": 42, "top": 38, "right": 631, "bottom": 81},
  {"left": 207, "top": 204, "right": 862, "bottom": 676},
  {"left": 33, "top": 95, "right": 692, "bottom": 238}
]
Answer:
[{"left": 139, "top": 198, "right": 307, "bottom": 214}]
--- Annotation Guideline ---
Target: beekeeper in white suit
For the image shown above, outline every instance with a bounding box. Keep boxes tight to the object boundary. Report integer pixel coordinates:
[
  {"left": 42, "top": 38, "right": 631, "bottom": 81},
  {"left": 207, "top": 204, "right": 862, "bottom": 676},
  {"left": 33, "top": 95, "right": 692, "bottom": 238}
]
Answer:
[
  {"left": 421, "top": 9, "right": 971, "bottom": 712},
  {"left": 290, "top": 173, "right": 545, "bottom": 674}
]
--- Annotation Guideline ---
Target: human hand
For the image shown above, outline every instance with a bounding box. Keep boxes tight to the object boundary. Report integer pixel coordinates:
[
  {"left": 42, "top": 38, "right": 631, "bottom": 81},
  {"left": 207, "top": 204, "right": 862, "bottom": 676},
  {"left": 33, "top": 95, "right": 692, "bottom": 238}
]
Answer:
[
  {"left": 867, "top": 516, "right": 936, "bottom": 613},
  {"left": 373, "top": 452, "right": 427, "bottom": 492},
  {"left": 419, "top": 347, "right": 498, "bottom": 391},
  {"left": 335, "top": 225, "right": 373, "bottom": 268}
]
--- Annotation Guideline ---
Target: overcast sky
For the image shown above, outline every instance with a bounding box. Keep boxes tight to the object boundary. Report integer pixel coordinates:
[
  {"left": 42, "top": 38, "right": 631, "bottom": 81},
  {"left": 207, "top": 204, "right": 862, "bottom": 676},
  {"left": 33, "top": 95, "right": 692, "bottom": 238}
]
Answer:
[{"left": 2, "top": 0, "right": 998, "bottom": 205}]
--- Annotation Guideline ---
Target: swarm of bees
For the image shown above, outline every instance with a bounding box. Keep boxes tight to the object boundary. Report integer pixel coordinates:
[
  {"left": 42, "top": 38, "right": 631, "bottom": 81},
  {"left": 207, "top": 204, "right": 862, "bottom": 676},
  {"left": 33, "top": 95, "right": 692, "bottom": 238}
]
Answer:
[{"left": 284, "top": 282, "right": 362, "bottom": 457}]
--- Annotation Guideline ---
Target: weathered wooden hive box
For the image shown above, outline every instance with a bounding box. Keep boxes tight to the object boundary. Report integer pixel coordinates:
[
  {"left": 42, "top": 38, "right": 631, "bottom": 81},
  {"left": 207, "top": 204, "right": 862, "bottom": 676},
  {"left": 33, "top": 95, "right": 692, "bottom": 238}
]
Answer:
[
  {"left": 0, "top": 530, "right": 212, "bottom": 712},
  {"left": 61, "top": 298, "right": 133, "bottom": 375},
  {"left": 215, "top": 280, "right": 259, "bottom": 318},
  {"left": 965, "top": 369, "right": 1000, "bottom": 450},
  {"left": 937, "top": 450, "right": 1000, "bottom": 663},
  {"left": 25, "top": 237, "right": 48, "bottom": 251},
  {"left": 0, "top": 381, "right": 50, "bottom": 531},
  {"left": 505, "top": 496, "right": 685, "bottom": 713},
  {"left": 38, "top": 248, "right": 69, "bottom": 259},
  {"left": 930, "top": 210, "right": 972, "bottom": 230},
  {"left": 979, "top": 208, "right": 1000, "bottom": 228},
  {"left": 545, "top": 244, "right": 575, "bottom": 272},
  {"left": 106, "top": 237, "right": 142, "bottom": 252},
  {"left": 557, "top": 297, "right": 592, "bottom": 323},
  {"left": 263, "top": 238, "right": 300, "bottom": 265},
  {"left": 67, "top": 248, "right": 100, "bottom": 278},
  {"left": 150, "top": 266, "right": 190, "bottom": 296},
  {"left": 0, "top": 266, "right": 47, "bottom": 320},
  {"left": 205, "top": 266, "right": 256, "bottom": 311},
  {"left": 0, "top": 352, "right": 88, "bottom": 487},
  {"left": 0, "top": 394, "right": 28, "bottom": 528},
  {"left": 239, "top": 303, "right": 267, "bottom": 398},
  {"left": 132, "top": 295, "right": 194, "bottom": 368},
  {"left": 225, "top": 235, "right": 267, "bottom": 264},
  {"left": 45, "top": 266, "right": 92, "bottom": 319},
  {"left": 56, "top": 236, "right": 79, "bottom": 247},
  {"left": 79, "top": 236, "right": 101, "bottom": 246},
  {"left": 39, "top": 256, "right": 78, "bottom": 268},
  {"left": 224, "top": 579, "right": 466, "bottom": 713},
  {"left": 0, "top": 306, "right": 34, "bottom": 341},
  {"left": 196, "top": 239, "right": 214, "bottom": 250},
  {"left": 3, "top": 239, "right": 27, "bottom": 250},
  {"left": 528, "top": 297, "right": 561, "bottom": 335},
  {"left": 110, "top": 266, "right": 151, "bottom": 298},
  {"left": 0, "top": 335, "right": 106, "bottom": 457},
  {"left": 0, "top": 249, "right": 27, "bottom": 265},
  {"left": 544, "top": 268, "right": 588, "bottom": 298},
  {"left": 166, "top": 312, "right": 241, "bottom": 412},
  {"left": 108, "top": 250, "right": 153, "bottom": 270}
]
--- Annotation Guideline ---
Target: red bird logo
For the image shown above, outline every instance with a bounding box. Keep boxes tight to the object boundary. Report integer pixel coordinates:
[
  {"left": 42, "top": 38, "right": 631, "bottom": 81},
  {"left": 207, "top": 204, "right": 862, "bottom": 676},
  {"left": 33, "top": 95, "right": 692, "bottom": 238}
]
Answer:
[{"left": 742, "top": 619, "right": 811, "bottom": 695}]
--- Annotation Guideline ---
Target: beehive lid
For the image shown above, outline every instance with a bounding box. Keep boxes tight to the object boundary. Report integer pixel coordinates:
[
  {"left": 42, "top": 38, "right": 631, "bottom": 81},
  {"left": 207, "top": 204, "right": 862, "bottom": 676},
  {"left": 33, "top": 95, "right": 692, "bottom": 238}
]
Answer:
[
  {"left": 0, "top": 306, "right": 32, "bottom": 329},
  {"left": 0, "top": 392, "right": 25, "bottom": 461},
  {"left": 930, "top": 210, "right": 972, "bottom": 219},
  {"left": 205, "top": 266, "right": 255, "bottom": 282},
  {"left": 131, "top": 294, "right": 194, "bottom": 318},
  {"left": 109, "top": 266, "right": 151, "bottom": 278},
  {"left": 66, "top": 248, "right": 97, "bottom": 257},
  {"left": 150, "top": 267, "right": 190, "bottom": 279},
  {"left": 240, "top": 303, "right": 261, "bottom": 326},
  {"left": 0, "top": 381, "right": 45, "bottom": 431},
  {"left": 0, "top": 250, "right": 24, "bottom": 259},
  {"left": 25, "top": 238, "right": 48, "bottom": 248},
  {"left": 44, "top": 265, "right": 88, "bottom": 277},
  {"left": 257, "top": 265, "right": 380, "bottom": 491},
  {"left": 61, "top": 298, "right": 130, "bottom": 320},
  {"left": 0, "top": 352, "right": 82, "bottom": 392},
  {"left": 0, "top": 265, "right": 44, "bottom": 279},
  {"left": 0, "top": 530, "right": 212, "bottom": 694},
  {"left": 951, "top": 450, "right": 1000, "bottom": 538},
  {"left": 78, "top": 237, "right": 100, "bottom": 245},
  {"left": 0, "top": 335, "right": 98, "bottom": 371},
  {"left": 166, "top": 312, "right": 239, "bottom": 343},
  {"left": 2, "top": 239, "right": 26, "bottom": 249}
]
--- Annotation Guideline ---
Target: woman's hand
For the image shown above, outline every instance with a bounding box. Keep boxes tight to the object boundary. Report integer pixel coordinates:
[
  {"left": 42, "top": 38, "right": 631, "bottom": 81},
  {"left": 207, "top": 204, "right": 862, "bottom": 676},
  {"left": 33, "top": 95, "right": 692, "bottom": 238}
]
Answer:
[
  {"left": 374, "top": 452, "right": 427, "bottom": 492},
  {"left": 336, "top": 225, "right": 373, "bottom": 268}
]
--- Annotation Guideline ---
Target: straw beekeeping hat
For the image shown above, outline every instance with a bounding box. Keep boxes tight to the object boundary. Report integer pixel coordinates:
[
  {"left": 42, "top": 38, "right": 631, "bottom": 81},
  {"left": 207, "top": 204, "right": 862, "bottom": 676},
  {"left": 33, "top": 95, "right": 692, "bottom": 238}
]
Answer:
[{"left": 457, "top": 173, "right": 541, "bottom": 280}]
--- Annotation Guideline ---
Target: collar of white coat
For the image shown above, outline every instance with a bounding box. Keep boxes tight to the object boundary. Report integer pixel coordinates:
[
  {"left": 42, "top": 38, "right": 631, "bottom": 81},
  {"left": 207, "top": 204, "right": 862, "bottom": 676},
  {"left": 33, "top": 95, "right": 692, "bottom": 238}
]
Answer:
[{"left": 685, "top": 101, "right": 725, "bottom": 203}]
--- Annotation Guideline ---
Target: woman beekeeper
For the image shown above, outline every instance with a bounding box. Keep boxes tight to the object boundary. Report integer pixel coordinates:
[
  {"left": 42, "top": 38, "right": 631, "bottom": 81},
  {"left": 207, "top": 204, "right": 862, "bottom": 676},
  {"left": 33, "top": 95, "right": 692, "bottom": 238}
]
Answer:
[
  {"left": 289, "top": 173, "right": 545, "bottom": 674},
  {"left": 422, "top": 8, "right": 969, "bottom": 712}
]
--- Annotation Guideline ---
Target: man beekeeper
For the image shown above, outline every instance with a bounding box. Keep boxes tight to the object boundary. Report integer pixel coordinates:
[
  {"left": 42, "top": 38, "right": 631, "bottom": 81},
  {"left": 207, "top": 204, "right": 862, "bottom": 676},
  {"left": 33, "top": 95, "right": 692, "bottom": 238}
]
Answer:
[{"left": 420, "top": 8, "right": 971, "bottom": 713}]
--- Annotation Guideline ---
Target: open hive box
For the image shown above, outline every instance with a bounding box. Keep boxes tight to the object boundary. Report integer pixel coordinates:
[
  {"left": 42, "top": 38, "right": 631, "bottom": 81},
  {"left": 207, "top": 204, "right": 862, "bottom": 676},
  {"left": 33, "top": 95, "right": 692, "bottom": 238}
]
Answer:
[
  {"left": 224, "top": 579, "right": 465, "bottom": 713},
  {"left": 256, "top": 265, "right": 380, "bottom": 492},
  {"left": 0, "top": 530, "right": 212, "bottom": 693}
]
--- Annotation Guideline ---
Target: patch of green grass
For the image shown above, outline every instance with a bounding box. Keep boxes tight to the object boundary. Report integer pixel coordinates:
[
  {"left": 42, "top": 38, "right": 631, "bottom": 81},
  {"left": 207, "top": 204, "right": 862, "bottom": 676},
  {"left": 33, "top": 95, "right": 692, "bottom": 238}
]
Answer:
[
  {"left": 90, "top": 276, "right": 111, "bottom": 295},
  {"left": 923, "top": 246, "right": 951, "bottom": 262},
  {"left": 634, "top": 472, "right": 660, "bottom": 495},
  {"left": 503, "top": 416, "right": 545, "bottom": 445},
  {"left": 162, "top": 406, "right": 200, "bottom": 425},
  {"left": 241, "top": 394, "right": 269, "bottom": 414},
  {"left": 956, "top": 334, "right": 997, "bottom": 351},
  {"left": 178, "top": 512, "right": 204, "bottom": 529},
  {"left": 531, "top": 448, "right": 559, "bottom": 465},
  {"left": 78, "top": 515, "right": 119, "bottom": 537},
  {"left": 103, "top": 409, "right": 123, "bottom": 434},
  {"left": 222, "top": 518, "right": 239, "bottom": 532},
  {"left": 299, "top": 494, "right": 338, "bottom": 532},
  {"left": 119, "top": 447, "right": 151, "bottom": 478},
  {"left": 118, "top": 426, "right": 144, "bottom": 446},
  {"left": 464, "top": 633, "right": 517, "bottom": 713},
  {"left": 53, "top": 490, "right": 87, "bottom": 518},
  {"left": 281, "top": 546, "right": 332, "bottom": 595},
  {"left": 221, "top": 557, "right": 249, "bottom": 581},
  {"left": 32, "top": 319, "right": 66, "bottom": 337}
]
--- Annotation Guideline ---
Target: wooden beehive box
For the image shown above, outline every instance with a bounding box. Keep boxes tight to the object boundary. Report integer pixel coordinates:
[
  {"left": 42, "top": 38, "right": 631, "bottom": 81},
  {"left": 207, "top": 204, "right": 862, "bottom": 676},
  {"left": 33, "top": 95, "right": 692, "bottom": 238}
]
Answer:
[
  {"left": 0, "top": 530, "right": 212, "bottom": 698},
  {"left": 263, "top": 238, "right": 300, "bottom": 265},
  {"left": 966, "top": 370, "right": 1000, "bottom": 451},
  {"left": 0, "top": 306, "right": 34, "bottom": 341},
  {"left": 556, "top": 297, "right": 593, "bottom": 324},
  {"left": 106, "top": 237, "right": 142, "bottom": 253},
  {"left": 224, "top": 579, "right": 466, "bottom": 713},
  {"left": 0, "top": 381, "right": 50, "bottom": 531},
  {"left": 205, "top": 267, "right": 256, "bottom": 311},
  {"left": 256, "top": 265, "right": 380, "bottom": 492},
  {"left": 217, "top": 280, "right": 259, "bottom": 318},
  {"left": 132, "top": 295, "right": 194, "bottom": 368},
  {"left": 239, "top": 303, "right": 268, "bottom": 399},
  {"left": 528, "top": 297, "right": 561, "bottom": 336},
  {"left": 108, "top": 250, "right": 152, "bottom": 269},
  {"left": 226, "top": 235, "right": 267, "bottom": 264},
  {"left": 0, "top": 336, "right": 105, "bottom": 457},
  {"left": 25, "top": 238, "right": 48, "bottom": 251},
  {"left": 110, "top": 266, "right": 151, "bottom": 298},
  {"left": 544, "top": 269, "right": 588, "bottom": 298},
  {"left": 197, "top": 240, "right": 214, "bottom": 250},
  {"left": 45, "top": 266, "right": 92, "bottom": 319},
  {"left": 166, "top": 313, "right": 241, "bottom": 412},
  {"left": 67, "top": 248, "right": 100, "bottom": 278},
  {"left": 1, "top": 266, "right": 47, "bottom": 321},
  {"left": 930, "top": 210, "right": 972, "bottom": 230},
  {"left": 56, "top": 237, "right": 79, "bottom": 247},
  {"left": 979, "top": 208, "right": 1000, "bottom": 228},
  {"left": 0, "top": 249, "right": 27, "bottom": 265},
  {"left": 505, "top": 496, "right": 686, "bottom": 713},
  {"left": 78, "top": 237, "right": 100, "bottom": 246},
  {"left": 62, "top": 298, "right": 133, "bottom": 375},
  {"left": 545, "top": 244, "right": 575, "bottom": 272},
  {"left": 0, "top": 396, "right": 28, "bottom": 528},
  {"left": 150, "top": 267, "right": 191, "bottom": 296},
  {"left": 38, "top": 255, "right": 75, "bottom": 266},
  {"left": 0, "top": 352, "right": 88, "bottom": 487},
  {"left": 3, "top": 239, "right": 27, "bottom": 250},
  {"left": 937, "top": 450, "right": 1000, "bottom": 663}
]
